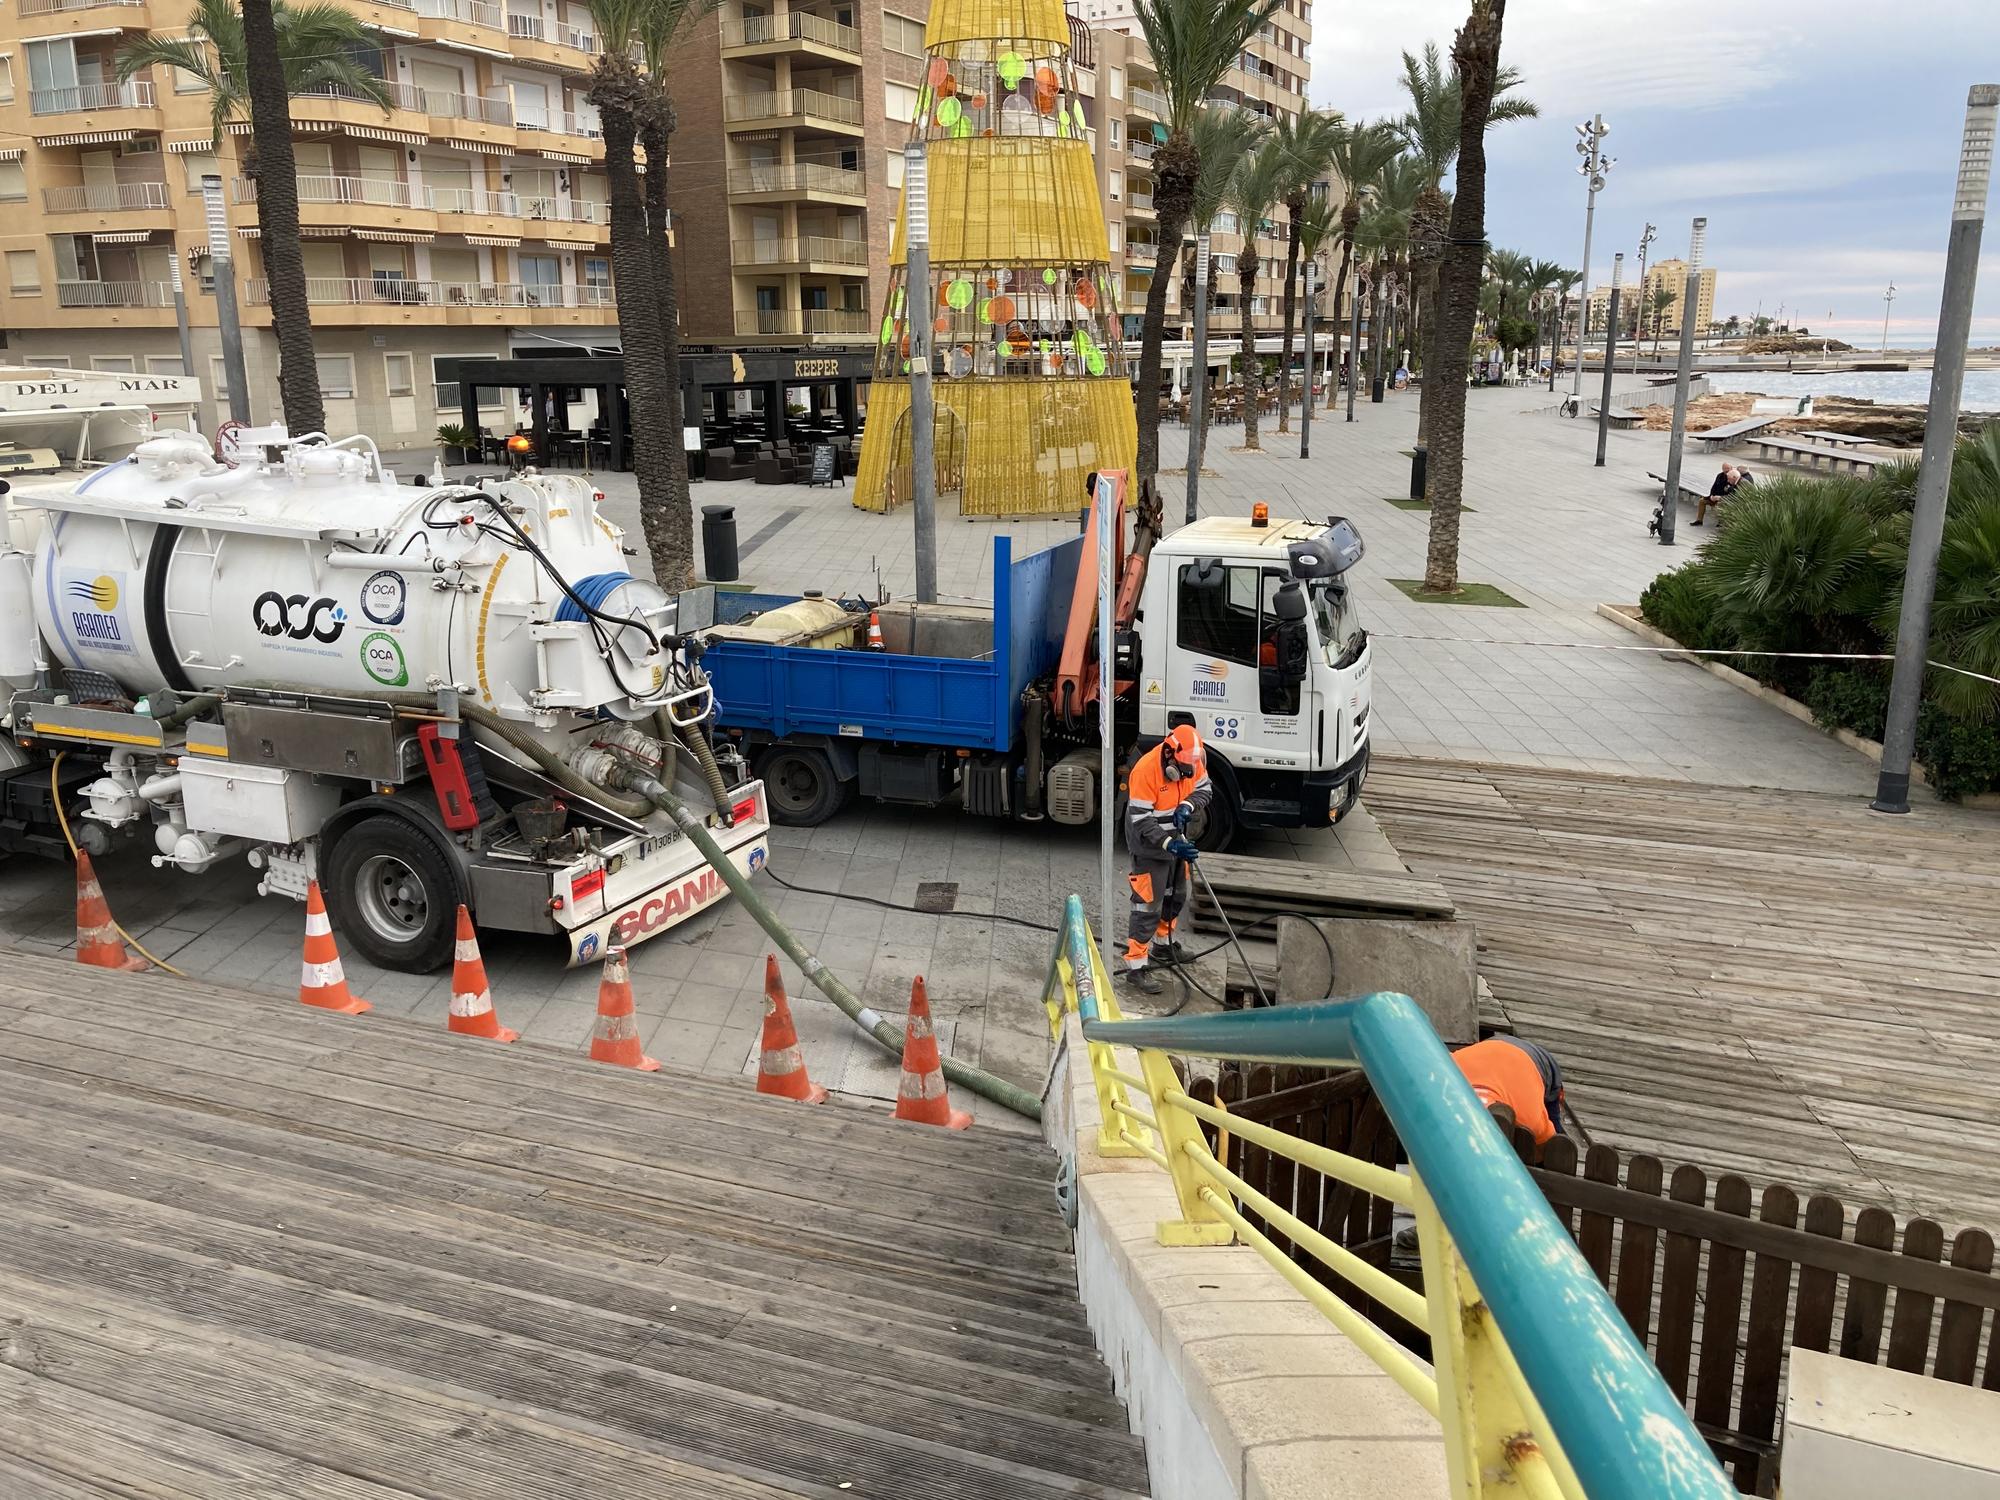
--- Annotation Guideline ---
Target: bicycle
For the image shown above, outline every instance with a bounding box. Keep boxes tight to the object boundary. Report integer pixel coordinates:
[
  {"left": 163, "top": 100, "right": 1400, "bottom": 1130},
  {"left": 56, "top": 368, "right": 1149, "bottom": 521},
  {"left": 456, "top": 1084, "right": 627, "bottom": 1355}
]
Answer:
[{"left": 1557, "top": 392, "right": 1582, "bottom": 419}]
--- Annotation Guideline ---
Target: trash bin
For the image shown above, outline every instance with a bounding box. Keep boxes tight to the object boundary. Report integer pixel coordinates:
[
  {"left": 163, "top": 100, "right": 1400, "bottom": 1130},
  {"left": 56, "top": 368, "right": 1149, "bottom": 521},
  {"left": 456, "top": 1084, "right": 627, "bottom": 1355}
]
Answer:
[
  {"left": 1409, "top": 444, "right": 1428, "bottom": 499},
  {"left": 701, "top": 504, "right": 738, "bottom": 582}
]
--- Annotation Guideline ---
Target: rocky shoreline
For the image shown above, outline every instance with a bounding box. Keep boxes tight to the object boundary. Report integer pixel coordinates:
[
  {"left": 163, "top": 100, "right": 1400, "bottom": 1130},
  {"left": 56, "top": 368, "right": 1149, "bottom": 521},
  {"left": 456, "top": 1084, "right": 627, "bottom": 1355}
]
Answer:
[{"left": 1630, "top": 391, "right": 1985, "bottom": 446}]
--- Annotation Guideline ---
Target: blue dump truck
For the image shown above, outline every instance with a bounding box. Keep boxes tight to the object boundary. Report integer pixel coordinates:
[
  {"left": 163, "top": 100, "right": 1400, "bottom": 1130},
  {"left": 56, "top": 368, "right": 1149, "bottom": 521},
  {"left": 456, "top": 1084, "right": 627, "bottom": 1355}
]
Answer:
[{"left": 698, "top": 510, "right": 1373, "bottom": 850}]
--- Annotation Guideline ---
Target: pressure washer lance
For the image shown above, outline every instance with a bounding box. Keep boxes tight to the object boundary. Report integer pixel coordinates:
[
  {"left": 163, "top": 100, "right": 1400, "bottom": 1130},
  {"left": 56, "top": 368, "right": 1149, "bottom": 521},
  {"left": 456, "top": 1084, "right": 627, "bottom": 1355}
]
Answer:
[{"left": 1190, "top": 858, "right": 1272, "bottom": 1008}]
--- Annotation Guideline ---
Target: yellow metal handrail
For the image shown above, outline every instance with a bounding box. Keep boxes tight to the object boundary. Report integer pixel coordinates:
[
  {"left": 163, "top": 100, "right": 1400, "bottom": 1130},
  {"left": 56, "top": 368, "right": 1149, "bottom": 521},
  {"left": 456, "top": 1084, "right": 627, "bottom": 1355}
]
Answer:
[{"left": 1040, "top": 893, "right": 1732, "bottom": 1500}]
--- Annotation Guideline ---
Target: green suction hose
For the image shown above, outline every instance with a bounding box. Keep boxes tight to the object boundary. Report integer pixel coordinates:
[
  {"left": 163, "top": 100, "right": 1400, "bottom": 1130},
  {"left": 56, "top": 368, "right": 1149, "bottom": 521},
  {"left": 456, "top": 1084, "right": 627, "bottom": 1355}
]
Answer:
[{"left": 636, "top": 776, "right": 1045, "bottom": 1123}]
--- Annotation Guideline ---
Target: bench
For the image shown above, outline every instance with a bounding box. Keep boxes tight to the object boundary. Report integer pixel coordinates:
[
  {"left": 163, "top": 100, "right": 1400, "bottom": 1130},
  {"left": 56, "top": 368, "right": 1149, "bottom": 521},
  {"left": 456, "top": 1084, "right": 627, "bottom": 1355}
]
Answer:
[
  {"left": 1589, "top": 404, "right": 1644, "bottom": 429},
  {"left": 1648, "top": 471, "right": 1706, "bottom": 508},
  {"left": 1798, "top": 429, "right": 1873, "bottom": 450},
  {"left": 1692, "top": 414, "right": 1782, "bottom": 449},
  {"left": 1739, "top": 435, "right": 1882, "bottom": 475}
]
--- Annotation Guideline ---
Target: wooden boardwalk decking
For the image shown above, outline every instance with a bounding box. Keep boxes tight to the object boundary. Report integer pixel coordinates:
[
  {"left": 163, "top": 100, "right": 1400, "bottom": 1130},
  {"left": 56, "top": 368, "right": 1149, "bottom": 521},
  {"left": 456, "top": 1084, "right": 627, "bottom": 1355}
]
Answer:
[
  {"left": 1366, "top": 759, "right": 2000, "bottom": 1232},
  {"left": 0, "top": 954, "right": 1149, "bottom": 1500}
]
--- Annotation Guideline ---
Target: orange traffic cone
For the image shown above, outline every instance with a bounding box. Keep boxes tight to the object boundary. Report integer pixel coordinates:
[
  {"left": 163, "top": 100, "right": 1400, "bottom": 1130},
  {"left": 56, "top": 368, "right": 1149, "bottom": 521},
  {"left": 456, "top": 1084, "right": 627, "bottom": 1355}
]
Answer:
[
  {"left": 447, "top": 905, "right": 516, "bottom": 1042},
  {"left": 298, "top": 880, "right": 371, "bottom": 1015},
  {"left": 74, "top": 851, "right": 146, "bottom": 972},
  {"left": 893, "top": 976, "right": 971, "bottom": 1130},
  {"left": 866, "top": 610, "right": 886, "bottom": 651},
  {"left": 756, "top": 954, "right": 826, "bottom": 1103},
  {"left": 588, "top": 945, "right": 659, "bottom": 1071}
]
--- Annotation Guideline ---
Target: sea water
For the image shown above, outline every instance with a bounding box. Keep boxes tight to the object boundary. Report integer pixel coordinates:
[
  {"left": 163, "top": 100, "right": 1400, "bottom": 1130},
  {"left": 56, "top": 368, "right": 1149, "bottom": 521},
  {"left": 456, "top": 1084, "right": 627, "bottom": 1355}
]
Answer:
[{"left": 1703, "top": 368, "right": 2000, "bottom": 412}]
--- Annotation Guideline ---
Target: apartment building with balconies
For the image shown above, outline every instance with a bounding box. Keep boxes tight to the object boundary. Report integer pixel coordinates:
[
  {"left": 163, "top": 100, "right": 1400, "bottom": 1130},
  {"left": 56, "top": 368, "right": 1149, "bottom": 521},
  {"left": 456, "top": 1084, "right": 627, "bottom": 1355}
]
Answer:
[{"left": 0, "top": 0, "right": 620, "bottom": 441}]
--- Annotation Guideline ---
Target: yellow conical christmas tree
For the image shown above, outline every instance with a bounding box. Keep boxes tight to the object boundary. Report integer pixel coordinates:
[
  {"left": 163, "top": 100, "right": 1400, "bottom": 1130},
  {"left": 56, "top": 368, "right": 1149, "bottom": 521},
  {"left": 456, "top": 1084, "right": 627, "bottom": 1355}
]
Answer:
[{"left": 853, "top": 0, "right": 1137, "bottom": 518}]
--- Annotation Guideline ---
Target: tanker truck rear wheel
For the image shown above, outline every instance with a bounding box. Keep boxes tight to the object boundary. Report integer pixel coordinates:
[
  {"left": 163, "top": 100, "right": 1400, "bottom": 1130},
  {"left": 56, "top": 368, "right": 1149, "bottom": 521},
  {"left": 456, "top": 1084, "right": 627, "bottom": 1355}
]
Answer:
[
  {"left": 323, "top": 817, "right": 463, "bottom": 973},
  {"left": 757, "top": 746, "right": 850, "bottom": 826}
]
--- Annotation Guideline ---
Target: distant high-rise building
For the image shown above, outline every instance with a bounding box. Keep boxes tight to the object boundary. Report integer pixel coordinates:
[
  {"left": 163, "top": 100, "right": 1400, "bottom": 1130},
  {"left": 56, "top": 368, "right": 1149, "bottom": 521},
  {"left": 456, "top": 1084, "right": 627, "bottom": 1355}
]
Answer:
[{"left": 1641, "top": 259, "right": 1718, "bottom": 338}]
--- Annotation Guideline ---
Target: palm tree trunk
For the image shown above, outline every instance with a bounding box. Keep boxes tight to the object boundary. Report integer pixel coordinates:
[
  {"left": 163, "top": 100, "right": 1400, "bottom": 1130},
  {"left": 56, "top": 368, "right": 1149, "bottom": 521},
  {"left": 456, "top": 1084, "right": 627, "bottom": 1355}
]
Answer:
[
  {"left": 598, "top": 101, "right": 677, "bottom": 587},
  {"left": 1328, "top": 239, "right": 1351, "bottom": 409},
  {"left": 1239, "top": 257, "right": 1260, "bottom": 451},
  {"left": 1135, "top": 205, "right": 1187, "bottom": 495},
  {"left": 1277, "top": 205, "right": 1301, "bottom": 434},
  {"left": 240, "top": 0, "right": 322, "bottom": 435},
  {"left": 1422, "top": 0, "right": 1507, "bottom": 595},
  {"left": 1416, "top": 269, "right": 1437, "bottom": 445},
  {"left": 639, "top": 115, "right": 692, "bottom": 587}
]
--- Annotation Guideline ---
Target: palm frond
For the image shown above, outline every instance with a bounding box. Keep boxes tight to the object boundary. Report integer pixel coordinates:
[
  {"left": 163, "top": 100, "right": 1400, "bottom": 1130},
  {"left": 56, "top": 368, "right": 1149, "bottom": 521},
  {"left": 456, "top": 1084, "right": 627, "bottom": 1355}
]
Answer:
[
  {"left": 1190, "top": 105, "right": 1267, "bottom": 229},
  {"left": 1133, "top": 0, "right": 1285, "bottom": 134}
]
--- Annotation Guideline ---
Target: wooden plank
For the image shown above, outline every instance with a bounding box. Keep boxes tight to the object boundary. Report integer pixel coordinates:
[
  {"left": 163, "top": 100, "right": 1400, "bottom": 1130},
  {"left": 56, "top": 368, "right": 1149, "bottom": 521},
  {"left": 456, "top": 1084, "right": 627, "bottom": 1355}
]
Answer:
[
  {"left": 1576, "top": 1145, "right": 1620, "bottom": 1285},
  {"left": 1690, "top": 1175, "right": 1753, "bottom": 1438},
  {"left": 1734, "top": 1185, "right": 1799, "bottom": 1493},
  {"left": 1934, "top": 1230, "right": 1995, "bottom": 1384},
  {"left": 1840, "top": 1207, "right": 1899, "bottom": 1362},
  {"left": 1612, "top": 1155, "right": 1664, "bottom": 1347},
  {"left": 1654, "top": 1164, "right": 1709, "bottom": 1400},
  {"left": 1791, "top": 1196, "right": 1846, "bottom": 1356},
  {"left": 1886, "top": 1217, "right": 1946, "bottom": 1373}
]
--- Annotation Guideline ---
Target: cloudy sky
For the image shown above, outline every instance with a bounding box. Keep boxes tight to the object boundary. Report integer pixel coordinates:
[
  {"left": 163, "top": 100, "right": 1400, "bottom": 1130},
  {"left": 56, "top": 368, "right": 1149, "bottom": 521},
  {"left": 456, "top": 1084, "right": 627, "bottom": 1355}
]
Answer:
[{"left": 1308, "top": 1, "right": 2000, "bottom": 348}]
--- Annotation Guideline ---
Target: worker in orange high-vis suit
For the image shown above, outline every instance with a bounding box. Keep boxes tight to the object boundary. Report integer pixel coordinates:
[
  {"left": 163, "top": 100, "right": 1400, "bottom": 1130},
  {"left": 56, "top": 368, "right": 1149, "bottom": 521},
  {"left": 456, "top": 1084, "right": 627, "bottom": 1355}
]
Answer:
[
  {"left": 1452, "top": 1035, "right": 1567, "bottom": 1153},
  {"left": 1120, "top": 723, "right": 1211, "bottom": 995}
]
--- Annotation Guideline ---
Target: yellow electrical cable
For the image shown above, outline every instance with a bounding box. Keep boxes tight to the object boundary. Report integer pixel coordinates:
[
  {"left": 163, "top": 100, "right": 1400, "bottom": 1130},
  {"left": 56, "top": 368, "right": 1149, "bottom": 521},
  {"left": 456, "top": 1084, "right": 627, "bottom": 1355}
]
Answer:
[{"left": 50, "top": 750, "right": 189, "bottom": 978}]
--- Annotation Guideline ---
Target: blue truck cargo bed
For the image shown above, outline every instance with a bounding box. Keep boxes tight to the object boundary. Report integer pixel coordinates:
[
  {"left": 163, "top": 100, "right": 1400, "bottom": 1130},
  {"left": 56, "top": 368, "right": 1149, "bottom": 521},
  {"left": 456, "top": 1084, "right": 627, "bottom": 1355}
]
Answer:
[{"left": 701, "top": 535, "right": 1082, "bottom": 752}]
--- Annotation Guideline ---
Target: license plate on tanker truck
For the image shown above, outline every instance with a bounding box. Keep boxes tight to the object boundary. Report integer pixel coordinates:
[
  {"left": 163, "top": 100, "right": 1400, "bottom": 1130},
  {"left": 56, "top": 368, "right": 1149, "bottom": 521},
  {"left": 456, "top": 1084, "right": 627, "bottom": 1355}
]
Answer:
[{"left": 556, "top": 781, "right": 771, "bottom": 966}]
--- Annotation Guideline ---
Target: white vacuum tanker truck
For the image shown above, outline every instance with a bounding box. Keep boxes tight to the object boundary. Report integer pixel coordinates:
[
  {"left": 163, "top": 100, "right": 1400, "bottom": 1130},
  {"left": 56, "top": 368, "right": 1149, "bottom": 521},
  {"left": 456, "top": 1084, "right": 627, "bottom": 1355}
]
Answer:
[{"left": 0, "top": 427, "right": 767, "bottom": 973}]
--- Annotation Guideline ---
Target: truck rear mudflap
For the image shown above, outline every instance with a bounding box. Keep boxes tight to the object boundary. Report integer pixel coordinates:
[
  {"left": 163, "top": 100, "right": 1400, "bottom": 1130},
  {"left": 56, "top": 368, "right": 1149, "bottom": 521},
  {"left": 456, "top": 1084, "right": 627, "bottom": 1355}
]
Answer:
[{"left": 556, "top": 781, "right": 771, "bottom": 965}]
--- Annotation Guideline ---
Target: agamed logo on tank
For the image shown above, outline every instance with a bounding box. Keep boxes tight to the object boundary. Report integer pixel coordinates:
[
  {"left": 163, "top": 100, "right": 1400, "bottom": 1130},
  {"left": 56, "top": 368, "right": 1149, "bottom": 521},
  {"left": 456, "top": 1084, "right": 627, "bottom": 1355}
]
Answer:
[
  {"left": 1191, "top": 660, "right": 1228, "bottom": 700},
  {"left": 62, "top": 572, "right": 134, "bottom": 654}
]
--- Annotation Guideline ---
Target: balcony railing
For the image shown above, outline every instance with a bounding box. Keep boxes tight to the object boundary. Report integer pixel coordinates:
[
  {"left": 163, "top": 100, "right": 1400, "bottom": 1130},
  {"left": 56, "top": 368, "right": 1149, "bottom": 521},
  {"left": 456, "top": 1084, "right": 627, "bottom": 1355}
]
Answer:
[
  {"left": 1127, "top": 139, "right": 1156, "bottom": 162},
  {"left": 414, "top": 0, "right": 503, "bottom": 27},
  {"left": 518, "top": 108, "right": 601, "bottom": 138},
  {"left": 557, "top": 22, "right": 598, "bottom": 52},
  {"left": 731, "top": 236, "right": 867, "bottom": 267},
  {"left": 234, "top": 173, "right": 419, "bottom": 208},
  {"left": 727, "top": 160, "right": 866, "bottom": 197},
  {"left": 57, "top": 279, "right": 169, "bottom": 308},
  {"left": 1128, "top": 191, "right": 1155, "bottom": 213},
  {"left": 287, "top": 78, "right": 425, "bottom": 112},
  {"left": 42, "top": 180, "right": 171, "bottom": 213},
  {"left": 723, "top": 88, "right": 862, "bottom": 127},
  {"left": 246, "top": 277, "right": 614, "bottom": 308},
  {"left": 723, "top": 11, "right": 862, "bottom": 54},
  {"left": 29, "top": 80, "right": 156, "bottom": 115},
  {"left": 19, "top": 0, "right": 146, "bottom": 15},
  {"left": 1125, "top": 242, "right": 1158, "bottom": 264},
  {"left": 1129, "top": 87, "right": 1167, "bottom": 118},
  {"left": 734, "top": 307, "right": 870, "bottom": 336},
  {"left": 416, "top": 87, "right": 514, "bottom": 125},
  {"left": 506, "top": 9, "right": 545, "bottom": 39}
]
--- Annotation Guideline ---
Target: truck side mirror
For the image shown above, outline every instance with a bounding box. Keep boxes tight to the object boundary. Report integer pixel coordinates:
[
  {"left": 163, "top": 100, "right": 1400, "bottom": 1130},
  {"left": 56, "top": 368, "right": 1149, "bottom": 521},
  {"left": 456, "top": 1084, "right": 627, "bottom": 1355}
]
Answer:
[{"left": 1271, "top": 581, "right": 1309, "bottom": 686}]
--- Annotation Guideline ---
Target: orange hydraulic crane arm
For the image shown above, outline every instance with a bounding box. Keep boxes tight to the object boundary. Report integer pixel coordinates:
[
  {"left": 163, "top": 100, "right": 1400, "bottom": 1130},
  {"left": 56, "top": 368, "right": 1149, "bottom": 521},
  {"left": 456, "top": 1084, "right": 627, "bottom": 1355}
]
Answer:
[{"left": 1052, "top": 471, "right": 1153, "bottom": 725}]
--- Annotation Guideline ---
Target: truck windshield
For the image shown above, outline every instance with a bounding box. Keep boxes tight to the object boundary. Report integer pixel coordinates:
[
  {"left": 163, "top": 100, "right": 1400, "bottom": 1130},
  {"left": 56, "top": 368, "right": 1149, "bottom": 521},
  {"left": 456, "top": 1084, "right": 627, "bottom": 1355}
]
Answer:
[{"left": 1310, "top": 580, "right": 1366, "bottom": 670}]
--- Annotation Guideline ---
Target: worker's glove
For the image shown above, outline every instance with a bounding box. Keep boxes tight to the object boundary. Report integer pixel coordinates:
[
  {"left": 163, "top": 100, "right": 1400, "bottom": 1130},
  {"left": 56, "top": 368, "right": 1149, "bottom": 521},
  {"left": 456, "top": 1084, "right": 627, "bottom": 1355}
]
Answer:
[
  {"left": 1172, "top": 804, "right": 1193, "bottom": 832},
  {"left": 1167, "top": 837, "right": 1201, "bottom": 863}
]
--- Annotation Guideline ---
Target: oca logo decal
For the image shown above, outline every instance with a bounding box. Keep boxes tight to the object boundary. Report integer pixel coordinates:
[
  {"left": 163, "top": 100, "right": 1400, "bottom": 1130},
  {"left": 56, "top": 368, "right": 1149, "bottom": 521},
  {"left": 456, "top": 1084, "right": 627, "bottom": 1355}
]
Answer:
[
  {"left": 361, "top": 569, "right": 407, "bottom": 625},
  {"left": 254, "top": 592, "right": 348, "bottom": 643}
]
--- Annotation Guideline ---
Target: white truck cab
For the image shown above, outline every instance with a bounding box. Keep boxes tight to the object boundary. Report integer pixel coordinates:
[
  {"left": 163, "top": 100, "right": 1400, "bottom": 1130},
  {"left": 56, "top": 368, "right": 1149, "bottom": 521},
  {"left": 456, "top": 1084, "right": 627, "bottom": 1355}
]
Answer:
[{"left": 1134, "top": 512, "right": 1372, "bottom": 844}]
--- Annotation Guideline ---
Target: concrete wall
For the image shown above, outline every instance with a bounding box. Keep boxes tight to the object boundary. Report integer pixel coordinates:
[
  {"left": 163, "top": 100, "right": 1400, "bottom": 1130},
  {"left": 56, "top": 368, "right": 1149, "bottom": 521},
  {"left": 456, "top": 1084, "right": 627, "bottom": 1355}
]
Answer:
[
  {"left": 1046, "top": 1013, "right": 1449, "bottom": 1499},
  {"left": 1275, "top": 915, "right": 1478, "bottom": 1044}
]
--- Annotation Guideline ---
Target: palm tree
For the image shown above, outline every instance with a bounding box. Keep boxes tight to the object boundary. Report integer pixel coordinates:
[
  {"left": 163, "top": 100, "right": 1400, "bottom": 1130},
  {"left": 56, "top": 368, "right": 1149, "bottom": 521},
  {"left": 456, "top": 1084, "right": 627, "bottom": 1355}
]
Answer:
[
  {"left": 1130, "top": 0, "right": 1286, "bottom": 504},
  {"left": 586, "top": 0, "right": 685, "bottom": 586},
  {"left": 1295, "top": 194, "right": 1338, "bottom": 410},
  {"left": 1322, "top": 122, "right": 1401, "bottom": 410},
  {"left": 1421, "top": 0, "right": 1510, "bottom": 596},
  {"left": 1354, "top": 155, "right": 1419, "bottom": 403},
  {"left": 1226, "top": 140, "right": 1291, "bottom": 452},
  {"left": 1647, "top": 283, "right": 1676, "bottom": 356},
  {"left": 1394, "top": 39, "right": 1536, "bottom": 443},
  {"left": 632, "top": 0, "right": 722, "bottom": 587},
  {"left": 119, "top": 0, "right": 389, "bottom": 436},
  {"left": 1522, "top": 258, "right": 1571, "bottom": 370},
  {"left": 1486, "top": 248, "right": 1530, "bottom": 320},
  {"left": 1182, "top": 107, "right": 1269, "bottom": 455},
  {"left": 1267, "top": 108, "right": 1343, "bottom": 434}
]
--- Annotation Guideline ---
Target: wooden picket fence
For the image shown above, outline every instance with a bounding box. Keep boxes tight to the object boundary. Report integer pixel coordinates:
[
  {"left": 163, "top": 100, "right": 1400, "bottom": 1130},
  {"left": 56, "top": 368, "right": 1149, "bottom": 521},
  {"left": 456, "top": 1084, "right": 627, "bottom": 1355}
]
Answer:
[{"left": 1199, "top": 1064, "right": 2000, "bottom": 1495}]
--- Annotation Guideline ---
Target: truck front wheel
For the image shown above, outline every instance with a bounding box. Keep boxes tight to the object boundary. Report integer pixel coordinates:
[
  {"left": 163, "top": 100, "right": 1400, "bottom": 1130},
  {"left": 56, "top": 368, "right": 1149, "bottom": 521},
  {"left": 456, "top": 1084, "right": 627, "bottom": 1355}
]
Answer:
[
  {"left": 1188, "top": 779, "right": 1239, "bottom": 852},
  {"left": 323, "top": 815, "right": 463, "bottom": 973},
  {"left": 758, "top": 746, "right": 850, "bottom": 826}
]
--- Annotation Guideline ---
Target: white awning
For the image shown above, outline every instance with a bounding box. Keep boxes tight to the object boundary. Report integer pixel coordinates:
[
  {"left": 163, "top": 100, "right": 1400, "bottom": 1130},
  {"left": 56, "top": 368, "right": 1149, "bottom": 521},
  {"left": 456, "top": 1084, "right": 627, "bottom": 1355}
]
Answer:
[
  {"left": 237, "top": 225, "right": 346, "bottom": 239},
  {"left": 435, "top": 39, "right": 513, "bottom": 59},
  {"left": 227, "top": 120, "right": 333, "bottom": 135},
  {"left": 463, "top": 235, "right": 520, "bottom": 247},
  {"left": 34, "top": 129, "right": 135, "bottom": 147},
  {"left": 92, "top": 231, "right": 156, "bottom": 244},
  {"left": 377, "top": 24, "right": 419, "bottom": 36},
  {"left": 163, "top": 137, "right": 217, "bottom": 153},
  {"left": 342, "top": 125, "right": 428, "bottom": 145},
  {"left": 446, "top": 139, "right": 513, "bottom": 155},
  {"left": 354, "top": 229, "right": 434, "bottom": 244},
  {"left": 542, "top": 238, "right": 591, "bottom": 249},
  {"left": 538, "top": 149, "right": 591, "bottom": 164},
  {"left": 0, "top": 149, "right": 21, "bottom": 163}
]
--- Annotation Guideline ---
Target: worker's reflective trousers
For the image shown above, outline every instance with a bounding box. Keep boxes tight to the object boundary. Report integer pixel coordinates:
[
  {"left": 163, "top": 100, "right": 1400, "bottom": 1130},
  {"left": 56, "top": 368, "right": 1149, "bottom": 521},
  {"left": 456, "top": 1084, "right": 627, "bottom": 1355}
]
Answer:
[{"left": 1124, "top": 853, "right": 1187, "bottom": 962}]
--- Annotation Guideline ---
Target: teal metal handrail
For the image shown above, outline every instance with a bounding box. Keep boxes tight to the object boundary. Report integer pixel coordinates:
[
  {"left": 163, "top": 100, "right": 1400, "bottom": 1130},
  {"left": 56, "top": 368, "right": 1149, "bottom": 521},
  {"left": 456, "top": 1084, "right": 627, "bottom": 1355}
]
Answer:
[{"left": 1083, "top": 996, "right": 1734, "bottom": 1500}]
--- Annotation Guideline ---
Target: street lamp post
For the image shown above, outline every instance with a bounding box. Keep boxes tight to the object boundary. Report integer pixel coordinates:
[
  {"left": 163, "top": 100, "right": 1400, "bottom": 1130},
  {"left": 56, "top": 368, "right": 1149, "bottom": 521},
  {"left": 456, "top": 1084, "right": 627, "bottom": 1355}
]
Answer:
[
  {"left": 903, "top": 141, "right": 937, "bottom": 604},
  {"left": 1346, "top": 269, "right": 1368, "bottom": 423},
  {"left": 1595, "top": 253, "right": 1623, "bottom": 467},
  {"left": 201, "top": 175, "right": 250, "bottom": 426},
  {"left": 1872, "top": 85, "right": 1997, "bottom": 815},
  {"left": 1633, "top": 221, "right": 1656, "bottom": 370},
  {"left": 1569, "top": 115, "right": 1613, "bottom": 409},
  {"left": 1657, "top": 216, "right": 1708, "bottom": 546},
  {"left": 1881, "top": 281, "right": 1897, "bottom": 353},
  {"left": 1300, "top": 254, "right": 1320, "bottom": 460}
]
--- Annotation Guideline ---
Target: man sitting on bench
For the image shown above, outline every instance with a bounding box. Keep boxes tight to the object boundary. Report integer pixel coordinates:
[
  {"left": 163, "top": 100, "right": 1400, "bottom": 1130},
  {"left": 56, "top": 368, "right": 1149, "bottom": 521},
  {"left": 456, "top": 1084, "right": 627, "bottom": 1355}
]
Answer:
[{"left": 1693, "top": 463, "right": 1753, "bottom": 527}]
